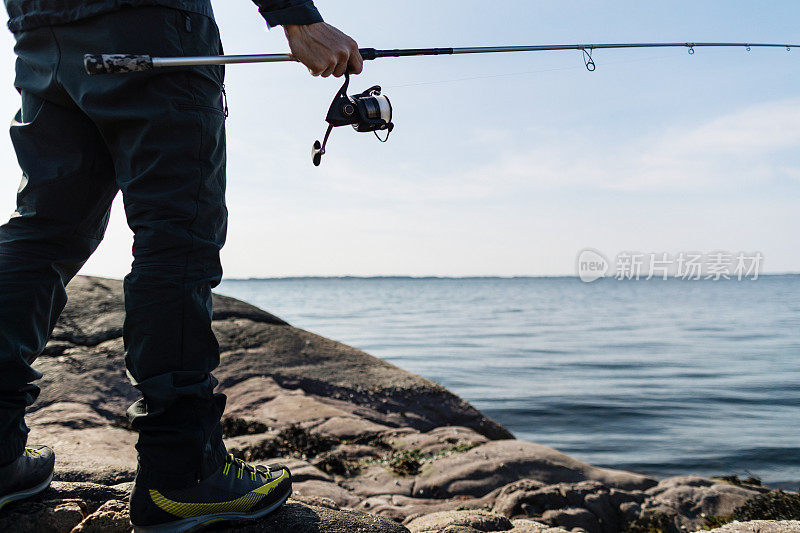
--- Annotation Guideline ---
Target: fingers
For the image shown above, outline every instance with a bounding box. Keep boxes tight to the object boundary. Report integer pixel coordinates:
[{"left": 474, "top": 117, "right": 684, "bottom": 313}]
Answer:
[
  {"left": 307, "top": 53, "right": 338, "bottom": 77},
  {"left": 307, "top": 61, "right": 325, "bottom": 77},
  {"left": 348, "top": 42, "right": 364, "bottom": 75},
  {"left": 285, "top": 23, "right": 364, "bottom": 78},
  {"left": 320, "top": 60, "right": 337, "bottom": 78},
  {"left": 315, "top": 50, "right": 340, "bottom": 77},
  {"left": 328, "top": 41, "right": 358, "bottom": 78},
  {"left": 333, "top": 49, "right": 351, "bottom": 78}
]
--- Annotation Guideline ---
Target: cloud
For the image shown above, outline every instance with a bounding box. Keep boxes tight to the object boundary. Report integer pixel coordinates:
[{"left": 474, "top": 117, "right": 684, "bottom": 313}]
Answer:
[
  {"left": 311, "top": 97, "right": 800, "bottom": 202},
  {"left": 630, "top": 98, "right": 800, "bottom": 190}
]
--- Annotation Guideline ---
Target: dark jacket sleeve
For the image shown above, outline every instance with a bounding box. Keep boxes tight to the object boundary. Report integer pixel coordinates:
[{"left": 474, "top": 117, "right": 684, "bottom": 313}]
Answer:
[{"left": 252, "top": 0, "right": 324, "bottom": 27}]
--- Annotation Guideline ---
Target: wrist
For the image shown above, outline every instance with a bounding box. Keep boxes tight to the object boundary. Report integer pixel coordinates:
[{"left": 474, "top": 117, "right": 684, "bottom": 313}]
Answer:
[
  {"left": 284, "top": 22, "right": 320, "bottom": 36},
  {"left": 259, "top": 1, "right": 324, "bottom": 28}
]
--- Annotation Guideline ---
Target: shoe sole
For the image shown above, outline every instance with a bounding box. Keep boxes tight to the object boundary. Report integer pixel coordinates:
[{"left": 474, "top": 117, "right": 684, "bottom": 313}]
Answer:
[
  {"left": 0, "top": 471, "right": 54, "bottom": 513},
  {"left": 131, "top": 487, "right": 292, "bottom": 533}
]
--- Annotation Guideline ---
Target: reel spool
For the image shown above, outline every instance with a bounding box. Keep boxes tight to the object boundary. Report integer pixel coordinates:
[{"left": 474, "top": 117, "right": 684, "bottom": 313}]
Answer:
[{"left": 313, "top": 72, "right": 394, "bottom": 166}]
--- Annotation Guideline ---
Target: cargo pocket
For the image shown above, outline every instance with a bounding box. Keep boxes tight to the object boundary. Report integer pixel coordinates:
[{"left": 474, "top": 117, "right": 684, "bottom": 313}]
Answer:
[
  {"left": 174, "top": 9, "right": 228, "bottom": 118},
  {"left": 9, "top": 93, "right": 117, "bottom": 242}
]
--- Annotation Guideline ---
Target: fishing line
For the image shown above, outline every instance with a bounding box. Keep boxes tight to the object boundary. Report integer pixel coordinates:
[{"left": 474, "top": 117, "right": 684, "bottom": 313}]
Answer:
[
  {"left": 384, "top": 52, "right": 684, "bottom": 89},
  {"left": 387, "top": 46, "right": 766, "bottom": 89}
]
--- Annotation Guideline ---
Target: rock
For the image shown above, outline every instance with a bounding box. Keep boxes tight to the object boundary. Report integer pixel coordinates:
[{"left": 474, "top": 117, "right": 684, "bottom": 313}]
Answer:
[
  {"left": 412, "top": 441, "right": 656, "bottom": 499},
  {"left": 293, "top": 480, "right": 362, "bottom": 508},
  {"left": 224, "top": 500, "right": 411, "bottom": 532},
  {"left": 583, "top": 492, "right": 619, "bottom": 531},
  {"left": 1, "top": 481, "right": 409, "bottom": 533},
  {"left": 0, "top": 482, "right": 122, "bottom": 533},
  {"left": 311, "top": 416, "right": 392, "bottom": 440},
  {"left": 701, "top": 521, "right": 800, "bottom": 532},
  {"left": 643, "top": 476, "right": 762, "bottom": 531},
  {"left": 491, "top": 479, "right": 648, "bottom": 533},
  {"left": 213, "top": 320, "right": 512, "bottom": 438},
  {"left": 21, "top": 274, "right": 519, "bottom": 489},
  {"left": 40, "top": 481, "right": 131, "bottom": 506},
  {"left": 328, "top": 443, "right": 385, "bottom": 460},
  {"left": 290, "top": 493, "right": 341, "bottom": 511},
  {"left": 29, "top": 425, "right": 138, "bottom": 485},
  {"left": 230, "top": 386, "right": 359, "bottom": 426},
  {"left": 27, "top": 402, "right": 109, "bottom": 429},
  {"left": 218, "top": 376, "right": 286, "bottom": 416},
  {"left": 29, "top": 276, "right": 512, "bottom": 485},
  {"left": 12, "top": 276, "right": 715, "bottom": 532},
  {"left": 541, "top": 507, "right": 599, "bottom": 533},
  {"left": 48, "top": 276, "right": 285, "bottom": 347},
  {"left": 618, "top": 501, "right": 642, "bottom": 522},
  {"left": 342, "top": 441, "right": 653, "bottom": 508},
  {"left": 509, "top": 519, "right": 571, "bottom": 533},
  {"left": 70, "top": 500, "right": 130, "bottom": 532},
  {"left": 211, "top": 294, "right": 289, "bottom": 326},
  {"left": 341, "top": 462, "right": 416, "bottom": 498},
  {"left": 382, "top": 426, "right": 489, "bottom": 456},
  {"left": 358, "top": 493, "right": 497, "bottom": 523},
  {"left": 405, "top": 510, "right": 513, "bottom": 532},
  {"left": 267, "top": 457, "right": 333, "bottom": 483},
  {"left": 491, "top": 479, "right": 550, "bottom": 517},
  {"left": 0, "top": 499, "right": 86, "bottom": 533},
  {"left": 49, "top": 277, "right": 126, "bottom": 346}
]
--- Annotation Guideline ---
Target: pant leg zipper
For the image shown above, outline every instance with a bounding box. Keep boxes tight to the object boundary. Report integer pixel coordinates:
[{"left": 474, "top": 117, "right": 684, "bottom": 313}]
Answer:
[{"left": 221, "top": 83, "right": 228, "bottom": 117}]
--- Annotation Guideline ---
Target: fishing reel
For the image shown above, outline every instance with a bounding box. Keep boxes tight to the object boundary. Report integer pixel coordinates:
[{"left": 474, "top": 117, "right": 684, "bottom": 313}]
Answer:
[{"left": 313, "top": 71, "right": 394, "bottom": 166}]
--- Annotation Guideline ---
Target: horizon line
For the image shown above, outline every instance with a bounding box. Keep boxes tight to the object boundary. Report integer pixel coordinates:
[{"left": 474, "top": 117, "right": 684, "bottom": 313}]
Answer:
[{"left": 221, "top": 273, "right": 800, "bottom": 281}]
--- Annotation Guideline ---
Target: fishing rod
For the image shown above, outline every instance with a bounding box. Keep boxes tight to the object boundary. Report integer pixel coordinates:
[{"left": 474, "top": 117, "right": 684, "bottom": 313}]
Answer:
[
  {"left": 84, "top": 42, "right": 797, "bottom": 73},
  {"left": 84, "top": 41, "right": 799, "bottom": 165}
]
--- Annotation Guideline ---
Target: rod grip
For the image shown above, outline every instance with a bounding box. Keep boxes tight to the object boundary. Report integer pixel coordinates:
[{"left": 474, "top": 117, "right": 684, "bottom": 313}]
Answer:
[
  {"left": 369, "top": 48, "right": 455, "bottom": 59},
  {"left": 84, "top": 54, "right": 154, "bottom": 75},
  {"left": 359, "top": 48, "right": 378, "bottom": 61}
]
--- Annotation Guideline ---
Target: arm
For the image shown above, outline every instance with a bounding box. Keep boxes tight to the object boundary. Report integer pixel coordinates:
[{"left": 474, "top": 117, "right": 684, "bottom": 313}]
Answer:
[
  {"left": 252, "top": 0, "right": 363, "bottom": 78},
  {"left": 251, "top": 0, "right": 323, "bottom": 27}
]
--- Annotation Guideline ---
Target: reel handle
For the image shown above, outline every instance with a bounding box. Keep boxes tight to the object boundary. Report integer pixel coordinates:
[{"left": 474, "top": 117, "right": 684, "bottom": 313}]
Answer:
[{"left": 313, "top": 124, "right": 335, "bottom": 167}]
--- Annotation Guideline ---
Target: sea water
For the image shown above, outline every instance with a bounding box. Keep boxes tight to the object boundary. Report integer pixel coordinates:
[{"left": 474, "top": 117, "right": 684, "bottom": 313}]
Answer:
[{"left": 217, "top": 276, "right": 800, "bottom": 488}]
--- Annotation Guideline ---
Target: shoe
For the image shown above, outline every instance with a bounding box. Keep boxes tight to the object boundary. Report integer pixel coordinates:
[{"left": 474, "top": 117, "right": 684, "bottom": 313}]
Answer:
[
  {"left": 0, "top": 446, "right": 56, "bottom": 513},
  {"left": 130, "top": 454, "right": 292, "bottom": 532}
]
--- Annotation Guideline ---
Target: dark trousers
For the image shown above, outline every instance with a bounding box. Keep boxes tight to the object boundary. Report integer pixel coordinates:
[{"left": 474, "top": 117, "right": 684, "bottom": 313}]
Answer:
[{"left": 0, "top": 6, "right": 229, "bottom": 489}]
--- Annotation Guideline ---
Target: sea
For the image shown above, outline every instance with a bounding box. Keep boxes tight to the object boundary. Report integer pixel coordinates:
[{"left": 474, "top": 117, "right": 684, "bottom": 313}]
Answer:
[{"left": 216, "top": 276, "right": 800, "bottom": 489}]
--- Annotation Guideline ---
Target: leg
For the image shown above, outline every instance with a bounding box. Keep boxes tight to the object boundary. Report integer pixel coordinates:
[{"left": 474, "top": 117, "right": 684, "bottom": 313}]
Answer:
[
  {"left": 118, "top": 44, "right": 229, "bottom": 489},
  {"left": 52, "top": 7, "right": 229, "bottom": 489},
  {"left": 0, "top": 86, "right": 117, "bottom": 464}
]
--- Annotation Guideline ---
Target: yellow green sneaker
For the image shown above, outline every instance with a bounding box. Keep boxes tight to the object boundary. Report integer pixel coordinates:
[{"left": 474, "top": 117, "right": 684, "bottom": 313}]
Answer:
[
  {"left": 130, "top": 454, "right": 291, "bottom": 532},
  {"left": 0, "top": 446, "right": 55, "bottom": 513}
]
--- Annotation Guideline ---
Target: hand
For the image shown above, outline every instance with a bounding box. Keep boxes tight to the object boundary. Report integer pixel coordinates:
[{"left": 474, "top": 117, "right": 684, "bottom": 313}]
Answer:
[{"left": 284, "top": 22, "right": 363, "bottom": 78}]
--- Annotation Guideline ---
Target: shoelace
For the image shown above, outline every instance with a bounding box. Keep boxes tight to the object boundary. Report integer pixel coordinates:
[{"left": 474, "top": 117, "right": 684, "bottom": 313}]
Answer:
[
  {"left": 223, "top": 454, "right": 260, "bottom": 481},
  {"left": 24, "top": 448, "right": 43, "bottom": 457}
]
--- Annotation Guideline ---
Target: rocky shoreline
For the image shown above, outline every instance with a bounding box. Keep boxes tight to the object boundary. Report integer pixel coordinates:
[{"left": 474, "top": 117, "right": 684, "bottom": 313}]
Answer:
[{"left": 1, "top": 276, "right": 796, "bottom": 533}]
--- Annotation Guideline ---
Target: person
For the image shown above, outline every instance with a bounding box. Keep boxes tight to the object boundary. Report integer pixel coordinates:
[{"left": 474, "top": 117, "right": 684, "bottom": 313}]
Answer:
[{"left": 0, "top": 0, "right": 363, "bottom": 530}]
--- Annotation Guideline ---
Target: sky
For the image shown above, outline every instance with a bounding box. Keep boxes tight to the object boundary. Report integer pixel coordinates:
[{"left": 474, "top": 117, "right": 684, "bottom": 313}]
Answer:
[{"left": 0, "top": 1, "right": 798, "bottom": 278}]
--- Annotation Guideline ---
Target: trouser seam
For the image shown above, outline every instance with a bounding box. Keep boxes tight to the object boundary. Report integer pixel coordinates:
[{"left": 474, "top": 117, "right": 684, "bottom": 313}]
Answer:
[
  {"left": 47, "top": 26, "right": 66, "bottom": 93},
  {"left": 175, "top": 9, "right": 216, "bottom": 482}
]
